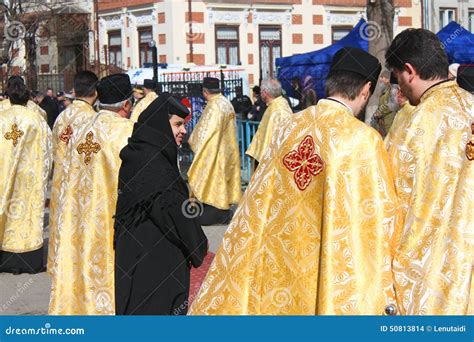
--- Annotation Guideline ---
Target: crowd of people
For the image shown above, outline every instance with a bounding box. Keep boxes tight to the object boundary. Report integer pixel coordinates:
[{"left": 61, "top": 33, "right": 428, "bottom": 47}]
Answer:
[
  {"left": 0, "top": 87, "right": 76, "bottom": 130},
  {"left": 0, "top": 28, "right": 472, "bottom": 316}
]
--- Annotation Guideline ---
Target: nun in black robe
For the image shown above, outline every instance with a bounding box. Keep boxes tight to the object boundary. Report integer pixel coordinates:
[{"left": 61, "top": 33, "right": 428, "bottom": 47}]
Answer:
[{"left": 114, "top": 93, "right": 208, "bottom": 315}]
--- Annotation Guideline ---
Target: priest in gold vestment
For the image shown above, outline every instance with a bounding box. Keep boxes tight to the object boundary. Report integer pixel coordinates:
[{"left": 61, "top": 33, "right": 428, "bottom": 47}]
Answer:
[
  {"left": 189, "top": 48, "right": 401, "bottom": 315},
  {"left": 384, "top": 82, "right": 416, "bottom": 149},
  {"left": 188, "top": 77, "right": 241, "bottom": 225},
  {"left": 129, "top": 79, "right": 158, "bottom": 122},
  {"left": 386, "top": 29, "right": 473, "bottom": 315},
  {"left": 0, "top": 80, "right": 52, "bottom": 274},
  {"left": 48, "top": 74, "right": 134, "bottom": 315},
  {"left": 0, "top": 76, "right": 47, "bottom": 122},
  {"left": 246, "top": 78, "right": 293, "bottom": 164},
  {"left": 47, "top": 71, "right": 98, "bottom": 275}
]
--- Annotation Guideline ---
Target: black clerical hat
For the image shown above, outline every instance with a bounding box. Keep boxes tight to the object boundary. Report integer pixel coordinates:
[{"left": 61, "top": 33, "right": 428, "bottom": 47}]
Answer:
[
  {"left": 203, "top": 77, "right": 220, "bottom": 90},
  {"left": 138, "top": 92, "right": 190, "bottom": 125},
  {"left": 143, "top": 79, "right": 157, "bottom": 90},
  {"left": 330, "top": 47, "right": 382, "bottom": 93},
  {"left": 97, "top": 74, "right": 132, "bottom": 105},
  {"left": 168, "top": 96, "right": 190, "bottom": 119},
  {"left": 457, "top": 64, "right": 474, "bottom": 93}
]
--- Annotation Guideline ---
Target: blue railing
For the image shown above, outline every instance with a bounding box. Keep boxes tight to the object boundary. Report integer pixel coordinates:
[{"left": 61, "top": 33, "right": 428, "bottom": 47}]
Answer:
[
  {"left": 182, "top": 118, "right": 260, "bottom": 185},
  {"left": 237, "top": 119, "right": 260, "bottom": 184}
]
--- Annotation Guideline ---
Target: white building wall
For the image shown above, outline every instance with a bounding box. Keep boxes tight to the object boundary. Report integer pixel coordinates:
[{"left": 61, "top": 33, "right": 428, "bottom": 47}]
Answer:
[
  {"left": 95, "top": 0, "right": 423, "bottom": 86},
  {"left": 425, "top": 0, "right": 474, "bottom": 32}
]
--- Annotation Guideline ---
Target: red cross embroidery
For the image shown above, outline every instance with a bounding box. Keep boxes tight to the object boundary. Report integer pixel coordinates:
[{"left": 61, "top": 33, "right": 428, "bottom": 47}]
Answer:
[
  {"left": 59, "top": 125, "right": 73, "bottom": 145},
  {"left": 283, "top": 135, "right": 324, "bottom": 191}
]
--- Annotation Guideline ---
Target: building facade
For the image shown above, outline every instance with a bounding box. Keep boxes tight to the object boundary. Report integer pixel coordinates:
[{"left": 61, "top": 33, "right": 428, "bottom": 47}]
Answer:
[
  {"left": 422, "top": 0, "right": 474, "bottom": 33},
  {"left": 96, "top": 0, "right": 422, "bottom": 86},
  {"left": 0, "top": 0, "right": 93, "bottom": 90}
]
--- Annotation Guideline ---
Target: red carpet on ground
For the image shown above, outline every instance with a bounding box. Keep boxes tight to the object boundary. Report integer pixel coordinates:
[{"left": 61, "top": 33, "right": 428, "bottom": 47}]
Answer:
[{"left": 189, "top": 252, "right": 215, "bottom": 305}]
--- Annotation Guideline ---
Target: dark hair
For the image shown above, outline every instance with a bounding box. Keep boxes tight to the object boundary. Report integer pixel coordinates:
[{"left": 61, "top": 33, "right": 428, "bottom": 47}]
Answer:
[
  {"left": 325, "top": 70, "right": 369, "bottom": 100},
  {"left": 8, "top": 81, "right": 30, "bottom": 105},
  {"left": 6, "top": 76, "right": 24, "bottom": 89},
  {"left": 73, "top": 71, "right": 98, "bottom": 97},
  {"left": 385, "top": 28, "right": 448, "bottom": 80},
  {"left": 6, "top": 76, "right": 25, "bottom": 99}
]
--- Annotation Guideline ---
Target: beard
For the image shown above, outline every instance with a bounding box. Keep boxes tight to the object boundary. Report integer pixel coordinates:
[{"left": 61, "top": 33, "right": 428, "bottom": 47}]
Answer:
[{"left": 387, "top": 88, "right": 401, "bottom": 112}]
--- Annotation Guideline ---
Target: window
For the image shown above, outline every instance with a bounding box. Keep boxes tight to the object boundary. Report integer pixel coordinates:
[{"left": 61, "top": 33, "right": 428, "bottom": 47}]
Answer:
[
  {"left": 40, "top": 46, "right": 49, "bottom": 55},
  {"left": 469, "top": 10, "right": 474, "bottom": 33},
  {"left": 259, "top": 26, "right": 281, "bottom": 79},
  {"left": 331, "top": 26, "right": 352, "bottom": 44},
  {"left": 215, "top": 26, "right": 239, "bottom": 65},
  {"left": 108, "top": 31, "right": 122, "bottom": 68},
  {"left": 139, "top": 27, "right": 153, "bottom": 67},
  {"left": 41, "top": 64, "right": 50, "bottom": 73},
  {"left": 439, "top": 8, "right": 456, "bottom": 29}
]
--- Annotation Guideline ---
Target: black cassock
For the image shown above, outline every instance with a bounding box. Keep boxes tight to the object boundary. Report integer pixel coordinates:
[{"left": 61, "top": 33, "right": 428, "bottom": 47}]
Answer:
[
  {"left": 114, "top": 189, "right": 207, "bottom": 315},
  {"left": 114, "top": 94, "right": 207, "bottom": 315}
]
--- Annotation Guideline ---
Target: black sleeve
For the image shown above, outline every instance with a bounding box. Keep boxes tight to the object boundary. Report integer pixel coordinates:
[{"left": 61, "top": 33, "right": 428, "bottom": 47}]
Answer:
[{"left": 148, "top": 195, "right": 208, "bottom": 268}]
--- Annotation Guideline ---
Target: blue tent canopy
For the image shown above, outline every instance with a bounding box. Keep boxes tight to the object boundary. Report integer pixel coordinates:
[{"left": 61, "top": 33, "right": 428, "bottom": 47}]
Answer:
[
  {"left": 436, "top": 21, "right": 474, "bottom": 64},
  {"left": 276, "top": 18, "right": 369, "bottom": 99}
]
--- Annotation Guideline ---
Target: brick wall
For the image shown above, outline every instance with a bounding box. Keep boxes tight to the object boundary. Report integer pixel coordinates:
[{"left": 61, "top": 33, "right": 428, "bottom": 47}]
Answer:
[
  {"left": 159, "top": 34, "right": 166, "bottom": 45},
  {"left": 98, "top": 0, "right": 158, "bottom": 11},
  {"left": 313, "top": 15, "right": 323, "bottom": 25},
  {"left": 313, "top": 34, "right": 323, "bottom": 44},
  {"left": 292, "top": 14, "right": 302, "bottom": 25},
  {"left": 187, "top": 54, "right": 205, "bottom": 65},
  {"left": 292, "top": 33, "right": 303, "bottom": 44},
  {"left": 158, "top": 12, "right": 165, "bottom": 24},
  {"left": 185, "top": 12, "right": 204, "bottom": 23},
  {"left": 398, "top": 16, "right": 412, "bottom": 26}
]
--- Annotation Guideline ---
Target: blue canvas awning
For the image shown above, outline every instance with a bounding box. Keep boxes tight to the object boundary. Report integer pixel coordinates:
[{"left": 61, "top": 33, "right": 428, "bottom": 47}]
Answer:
[
  {"left": 437, "top": 21, "right": 474, "bottom": 64},
  {"left": 276, "top": 18, "right": 369, "bottom": 99}
]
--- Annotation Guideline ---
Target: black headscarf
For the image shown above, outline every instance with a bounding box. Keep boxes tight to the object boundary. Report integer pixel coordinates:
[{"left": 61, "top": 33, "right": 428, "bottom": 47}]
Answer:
[{"left": 114, "top": 93, "right": 190, "bottom": 239}]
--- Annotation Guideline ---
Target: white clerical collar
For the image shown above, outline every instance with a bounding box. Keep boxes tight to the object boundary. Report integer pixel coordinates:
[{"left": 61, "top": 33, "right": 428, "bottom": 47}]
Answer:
[{"left": 325, "top": 97, "right": 353, "bottom": 114}]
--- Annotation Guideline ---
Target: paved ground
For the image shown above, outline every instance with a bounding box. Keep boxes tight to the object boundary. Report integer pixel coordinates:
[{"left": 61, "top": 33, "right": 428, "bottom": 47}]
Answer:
[{"left": 0, "top": 225, "right": 227, "bottom": 316}]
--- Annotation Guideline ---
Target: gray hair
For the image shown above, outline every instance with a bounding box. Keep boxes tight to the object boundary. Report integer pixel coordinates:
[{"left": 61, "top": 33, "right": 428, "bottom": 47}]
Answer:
[
  {"left": 98, "top": 98, "right": 130, "bottom": 111},
  {"left": 203, "top": 87, "right": 221, "bottom": 95},
  {"left": 261, "top": 78, "right": 282, "bottom": 98}
]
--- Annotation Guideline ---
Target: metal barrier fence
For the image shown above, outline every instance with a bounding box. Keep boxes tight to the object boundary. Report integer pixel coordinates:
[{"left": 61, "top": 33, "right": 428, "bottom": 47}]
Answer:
[
  {"left": 237, "top": 119, "right": 260, "bottom": 184},
  {"left": 157, "top": 70, "right": 243, "bottom": 137},
  {"left": 179, "top": 117, "right": 260, "bottom": 186},
  {"left": 161, "top": 71, "right": 246, "bottom": 181}
]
